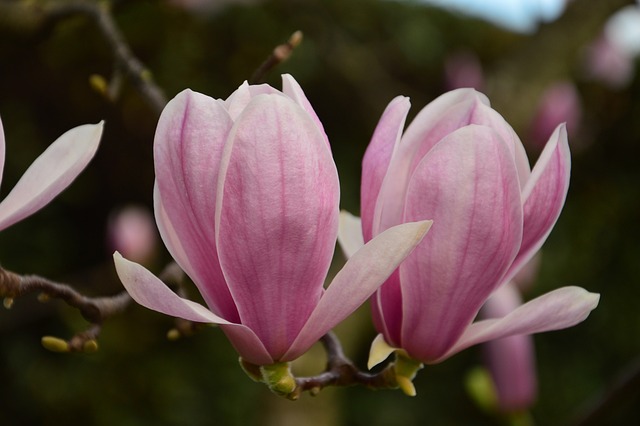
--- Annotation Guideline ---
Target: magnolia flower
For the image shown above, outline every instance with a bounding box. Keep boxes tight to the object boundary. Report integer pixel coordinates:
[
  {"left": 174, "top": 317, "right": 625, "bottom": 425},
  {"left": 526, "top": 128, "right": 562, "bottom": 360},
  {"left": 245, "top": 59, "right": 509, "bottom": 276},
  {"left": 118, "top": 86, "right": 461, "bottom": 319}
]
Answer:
[
  {"left": 114, "top": 75, "right": 431, "bottom": 366},
  {"left": 0, "top": 117, "right": 103, "bottom": 232},
  {"left": 338, "top": 88, "right": 599, "bottom": 367}
]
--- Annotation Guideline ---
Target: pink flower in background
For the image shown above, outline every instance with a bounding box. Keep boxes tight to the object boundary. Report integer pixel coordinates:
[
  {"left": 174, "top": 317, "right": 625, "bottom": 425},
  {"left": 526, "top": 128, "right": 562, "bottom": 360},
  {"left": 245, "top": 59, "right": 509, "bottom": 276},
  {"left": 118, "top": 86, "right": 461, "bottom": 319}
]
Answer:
[
  {"left": 107, "top": 205, "right": 159, "bottom": 265},
  {"left": 0, "top": 117, "right": 103, "bottom": 232},
  {"left": 529, "top": 82, "right": 582, "bottom": 150},
  {"left": 481, "top": 282, "right": 537, "bottom": 412},
  {"left": 583, "top": 5, "right": 640, "bottom": 88},
  {"left": 339, "top": 88, "right": 599, "bottom": 367},
  {"left": 115, "top": 75, "right": 431, "bottom": 365},
  {"left": 584, "top": 35, "right": 634, "bottom": 88},
  {"left": 444, "top": 51, "right": 484, "bottom": 91}
]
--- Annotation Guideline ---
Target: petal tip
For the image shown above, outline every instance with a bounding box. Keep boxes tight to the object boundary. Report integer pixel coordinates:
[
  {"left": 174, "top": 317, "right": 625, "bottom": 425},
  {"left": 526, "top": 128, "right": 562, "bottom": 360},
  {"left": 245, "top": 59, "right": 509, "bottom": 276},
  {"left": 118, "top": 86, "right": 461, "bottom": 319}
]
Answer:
[{"left": 367, "top": 334, "right": 397, "bottom": 370}]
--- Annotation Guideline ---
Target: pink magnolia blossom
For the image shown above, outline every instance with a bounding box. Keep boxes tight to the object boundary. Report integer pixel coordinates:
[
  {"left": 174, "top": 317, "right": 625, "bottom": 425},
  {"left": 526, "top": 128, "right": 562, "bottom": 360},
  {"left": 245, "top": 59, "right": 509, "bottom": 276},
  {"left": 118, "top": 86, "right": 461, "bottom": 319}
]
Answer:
[
  {"left": 338, "top": 88, "right": 599, "bottom": 366},
  {"left": 0, "top": 117, "right": 103, "bottom": 232},
  {"left": 114, "top": 75, "right": 432, "bottom": 366}
]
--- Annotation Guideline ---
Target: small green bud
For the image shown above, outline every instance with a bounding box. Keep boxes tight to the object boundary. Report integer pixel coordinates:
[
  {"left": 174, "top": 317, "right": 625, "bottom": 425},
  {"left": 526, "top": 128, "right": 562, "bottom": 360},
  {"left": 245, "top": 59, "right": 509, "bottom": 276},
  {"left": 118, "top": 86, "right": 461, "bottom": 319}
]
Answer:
[
  {"left": 3, "top": 297, "right": 14, "bottom": 309},
  {"left": 260, "top": 362, "right": 297, "bottom": 396},
  {"left": 393, "top": 352, "right": 423, "bottom": 397},
  {"left": 166, "top": 328, "right": 181, "bottom": 341},
  {"left": 41, "top": 336, "right": 70, "bottom": 353},
  {"left": 83, "top": 340, "right": 99, "bottom": 353},
  {"left": 37, "top": 293, "right": 51, "bottom": 303},
  {"left": 465, "top": 367, "right": 498, "bottom": 413},
  {"left": 89, "top": 74, "right": 108, "bottom": 96}
]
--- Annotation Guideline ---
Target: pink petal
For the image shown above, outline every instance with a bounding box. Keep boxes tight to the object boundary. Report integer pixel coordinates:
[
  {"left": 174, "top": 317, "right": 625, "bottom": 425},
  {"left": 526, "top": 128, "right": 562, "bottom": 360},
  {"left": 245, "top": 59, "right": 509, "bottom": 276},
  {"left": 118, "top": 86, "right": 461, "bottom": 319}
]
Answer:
[
  {"left": 399, "top": 125, "right": 523, "bottom": 362},
  {"left": 281, "top": 74, "right": 331, "bottom": 150},
  {"left": 0, "top": 122, "right": 103, "bottom": 232},
  {"left": 224, "top": 81, "right": 252, "bottom": 120},
  {"left": 482, "top": 283, "right": 537, "bottom": 411},
  {"left": 484, "top": 331, "right": 537, "bottom": 412},
  {"left": 336, "top": 210, "right": 364, "bottom": 259},
  {"left": 0, "top": 117, "right": 6, "bottom": 187},
  {"left": 154, "top": 185, "right": 198, "bottom": 283},
  {"left": 215, "top": 94, "right": 339, "bottom": 360},
  {"left": 113, "top": 252, "right": 273, "bottom": 365},
  {"left": 439, "top": 286, "right": 600, "bottom": 362},
  {"left": 376, "top": 89, "right": 528, "bottom": 235},
  {"left": 282, "top": 220, "right": 433, "bottom": 361},
  {"left": 154, "top": 89, "right": 238, "bottom": 321},
  {"left": 505, "top": 124, "right": 571, "bottom": 282},
  {"left": 361, "top": 96, "right": 410, "bottom": 241}
]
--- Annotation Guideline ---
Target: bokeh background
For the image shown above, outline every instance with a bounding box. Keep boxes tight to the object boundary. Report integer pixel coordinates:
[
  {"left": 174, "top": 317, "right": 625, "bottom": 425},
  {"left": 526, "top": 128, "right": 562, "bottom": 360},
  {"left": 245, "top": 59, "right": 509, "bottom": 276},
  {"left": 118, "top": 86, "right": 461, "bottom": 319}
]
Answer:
[{"left": 1, "top": 0, "right": 639, "bottom": 424}]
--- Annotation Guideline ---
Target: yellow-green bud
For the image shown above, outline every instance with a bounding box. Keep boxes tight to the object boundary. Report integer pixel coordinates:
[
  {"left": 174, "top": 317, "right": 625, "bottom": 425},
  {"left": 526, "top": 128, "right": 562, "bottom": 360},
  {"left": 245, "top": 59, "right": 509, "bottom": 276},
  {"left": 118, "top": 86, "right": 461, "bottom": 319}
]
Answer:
[
  {"left": 41, "top": 336, "right": 70, "bottom": 353},
  {"left": 394, "top": 352, "right": 423, "bottom": 397},
  {"left": 166, "top": 328, "right": 181, "bottom": 341},
  {"left": 83, "top": 340, "right": 99, "bottom": 353},
  {"left": 465, "top": 367, "right": 498, "bottom": 413},
  {"left": 3, "top": 297, "right": 14, "bottom": 309},
  {"left": 260, "top": 362, "right": 297, "bottom": 396},
  {"left": 89, "top": 74, "right": 108, "bottom": 96}
]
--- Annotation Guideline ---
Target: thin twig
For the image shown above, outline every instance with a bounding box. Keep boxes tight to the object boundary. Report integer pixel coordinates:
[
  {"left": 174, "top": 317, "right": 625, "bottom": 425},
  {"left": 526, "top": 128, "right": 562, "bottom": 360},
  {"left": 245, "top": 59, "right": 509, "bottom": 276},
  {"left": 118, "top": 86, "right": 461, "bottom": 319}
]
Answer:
[
  {"left": 249, "top": 30, "right": 303, "bottom": 84},
  {"left": 0, "top": 0, "right": 168, "bottom": 114},
  {"left": 289, "top": 331, "right": 397, "bottom": 399},
  {"left": 571, "top": 359, "right": 640, "bottom": 426}
]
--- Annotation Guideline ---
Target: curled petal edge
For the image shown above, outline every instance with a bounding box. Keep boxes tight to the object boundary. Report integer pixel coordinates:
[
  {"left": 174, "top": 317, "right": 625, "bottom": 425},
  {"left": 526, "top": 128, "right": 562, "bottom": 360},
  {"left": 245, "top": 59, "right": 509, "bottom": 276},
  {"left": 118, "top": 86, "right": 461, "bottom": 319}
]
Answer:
[
  {"left": 113, "top": 252, "right": 273, "bottom": 365},
  {"left": 0, "top": 121, "right": 103, "bottom": 231},
  {"left": 368, "top": 333, "right": 398, "bottom": 369},
  {"left": 435, "top": 286, "right": 600, "bottom": 363}
]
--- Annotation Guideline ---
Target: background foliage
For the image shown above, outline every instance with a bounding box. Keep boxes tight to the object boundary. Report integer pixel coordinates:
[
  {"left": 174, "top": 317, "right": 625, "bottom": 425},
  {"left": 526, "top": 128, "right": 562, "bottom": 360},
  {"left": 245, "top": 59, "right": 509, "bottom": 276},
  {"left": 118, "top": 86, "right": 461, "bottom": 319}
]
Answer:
[{"left": 0, "top": 0, "right": 639, "bottom": 424}]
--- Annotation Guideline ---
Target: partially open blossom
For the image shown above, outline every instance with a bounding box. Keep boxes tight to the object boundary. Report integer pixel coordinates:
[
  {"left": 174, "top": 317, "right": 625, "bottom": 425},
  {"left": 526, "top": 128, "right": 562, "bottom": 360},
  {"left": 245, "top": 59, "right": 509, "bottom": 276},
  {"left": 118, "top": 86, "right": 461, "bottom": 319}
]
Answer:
[
  {"left": 114, "top": 75, "right": 431, "bottom": 366},
  {"left": 339, "top": 88, "right": 599, "bottom": 367},
  {"left": 0, "top": 117, "right": 103, "bottom": 232}
]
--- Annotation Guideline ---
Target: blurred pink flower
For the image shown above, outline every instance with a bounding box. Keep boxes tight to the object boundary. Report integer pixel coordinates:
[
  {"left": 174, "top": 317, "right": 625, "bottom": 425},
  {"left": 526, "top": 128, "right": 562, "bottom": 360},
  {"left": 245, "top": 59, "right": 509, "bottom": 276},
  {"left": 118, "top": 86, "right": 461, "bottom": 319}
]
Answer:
[
  {"left": 339, "top": 88, "right": 599, "bottom": 367},
  {"left": 583, "top": 35, "right": 634, "bottom": 89},
  {"left": 482, "top": 282, "right": 537, "bottom": 412},
  {"left": 444, "top": 51, "right": 484, "bottom": 91},
  {"left": 0, "top": 117, "right": 103, "bottom": 232},
  {"left": 115, "top": 75, "right": 431, "bottom": 365},
  {"left": 107, "top": 205, "right": 159, "bottom": 265},
  {"left": 529, "top": 82, "right": 582, "bottom": 150}
]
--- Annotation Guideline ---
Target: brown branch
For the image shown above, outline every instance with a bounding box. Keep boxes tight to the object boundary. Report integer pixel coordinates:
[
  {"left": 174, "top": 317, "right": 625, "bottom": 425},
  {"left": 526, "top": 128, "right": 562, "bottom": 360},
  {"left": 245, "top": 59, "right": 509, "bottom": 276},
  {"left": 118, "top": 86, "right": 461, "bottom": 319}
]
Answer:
[
  {"left": 285, "top": 332, "right": 404, "bottom": 400},
  {"left": 0, "top": 0, "right": 168, "bottom": 115},
  {"left": 0, "top": 261, "right": 186, "bottom": 352},
  {"left": 570, "top": 358, "right": 640, "bottom": 426},
  {"left": 249, "top": 30, "right": 303, "bottom": 84}
]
